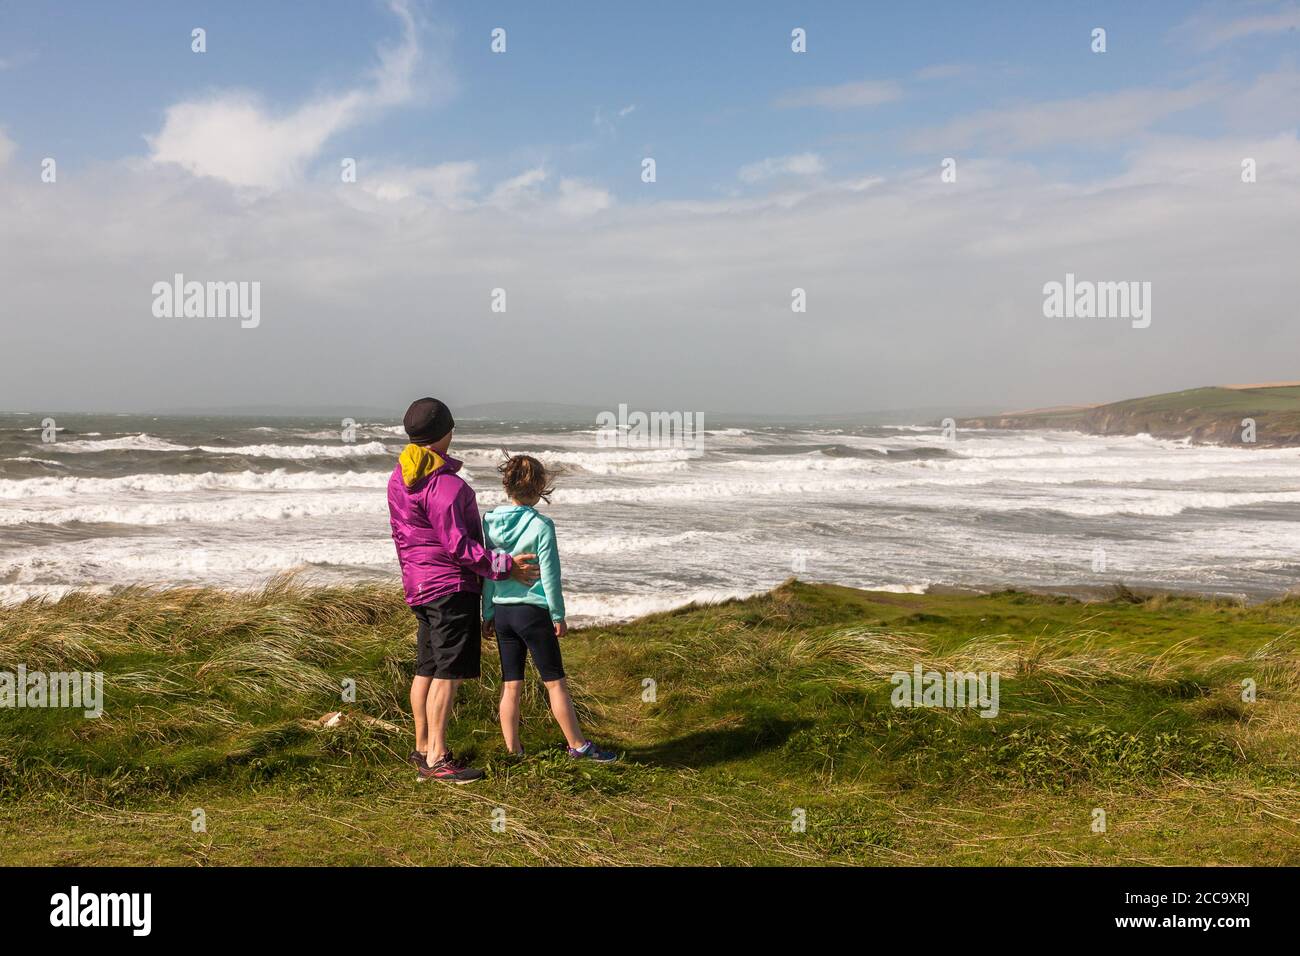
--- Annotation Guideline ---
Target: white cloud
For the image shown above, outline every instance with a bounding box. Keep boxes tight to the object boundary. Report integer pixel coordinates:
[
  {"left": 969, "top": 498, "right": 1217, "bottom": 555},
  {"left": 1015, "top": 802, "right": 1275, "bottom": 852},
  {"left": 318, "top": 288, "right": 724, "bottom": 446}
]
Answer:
[
  {"left": 487, "top": 167, "right": 549, "bottom": 206},
  {"left": 1101, "top": 131, "right": 1300, "bottom": 189},
  {"left": 7, "top": 126, "right": 1298, "bottom": 414},
  {"left": 738, "top": 152, "right": 825, "bottom": 183},
  {"left": 1175, "top": 3, "right": 1300, "bottom": 49},
  {"left": 593, "top": 104, "right": 637, "bottom": 135},
  {"left": 0, "top": 128, "right": 14, "bottom": 166},
  {"left": 554, "top": 178, "right": 612, "bottom": 218},
  {"left": 906, "top": 84, "right": 1217, "bottom": 152},
  {"left": 841, "top": 174, "right": 884, "bottom": 192},
  {"left": 915, "top": 63, "right": 968, "bottom": 81},
  {"left": 1229, "top": 66, "right": 1300, "bottom": 131},
  {"left": 348, "top": 162, "right": 610, "bottom": 219},
  {"left": 0, "top": 48, "right": 36, "bottom": 70},
  {"left": 146, "top": 0, "right": 424, "bottom": 188},
  {"left": 482, "top": 167, "right": 610, "bottom": 218},
  {"left": 363, "top": 161, "right": 479, "bottom": 204},
  {"left": 774, "top": 79, "right": 902, "bottom": 110}
]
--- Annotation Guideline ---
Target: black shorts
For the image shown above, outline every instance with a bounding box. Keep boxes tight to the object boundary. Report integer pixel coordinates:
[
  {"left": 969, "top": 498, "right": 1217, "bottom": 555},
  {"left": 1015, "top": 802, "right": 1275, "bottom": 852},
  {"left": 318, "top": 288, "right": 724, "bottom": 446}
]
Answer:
[
  {"left": 412, "top": 590, "right": 481, "bottom": 679},
  {"left": 494, "top": 603, "right": 565, "bottom": 682}
]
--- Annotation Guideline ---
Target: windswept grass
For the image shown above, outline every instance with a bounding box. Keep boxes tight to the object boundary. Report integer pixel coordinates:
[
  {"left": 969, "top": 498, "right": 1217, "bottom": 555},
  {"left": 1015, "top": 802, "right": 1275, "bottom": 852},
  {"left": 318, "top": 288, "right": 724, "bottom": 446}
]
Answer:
[{"left": 1, "top": 577, "right": 1298, "bottom": 865}]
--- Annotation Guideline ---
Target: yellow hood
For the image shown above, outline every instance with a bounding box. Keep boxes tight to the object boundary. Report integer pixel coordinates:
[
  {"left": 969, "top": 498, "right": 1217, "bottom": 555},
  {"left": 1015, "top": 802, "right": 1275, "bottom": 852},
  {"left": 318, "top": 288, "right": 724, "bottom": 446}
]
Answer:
[{"left": 399, "top": 444, "right": 446, "bottom": 488}]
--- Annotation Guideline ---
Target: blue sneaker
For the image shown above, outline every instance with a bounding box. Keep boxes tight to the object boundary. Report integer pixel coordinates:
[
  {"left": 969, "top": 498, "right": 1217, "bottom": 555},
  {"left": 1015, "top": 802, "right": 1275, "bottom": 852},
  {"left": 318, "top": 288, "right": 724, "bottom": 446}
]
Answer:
[{"left": 567, "top": 741, "right": 619, "bottom": 763}]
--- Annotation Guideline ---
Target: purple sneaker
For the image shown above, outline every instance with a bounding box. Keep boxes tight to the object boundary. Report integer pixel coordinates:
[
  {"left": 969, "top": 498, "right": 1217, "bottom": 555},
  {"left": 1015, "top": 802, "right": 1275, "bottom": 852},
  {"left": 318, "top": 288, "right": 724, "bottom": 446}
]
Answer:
[
  {"left": 567, "top": 741, "right": 619, "bottom": 763},
  {"left": 418, "top": 751, "right": 485, "bottom": 784}
]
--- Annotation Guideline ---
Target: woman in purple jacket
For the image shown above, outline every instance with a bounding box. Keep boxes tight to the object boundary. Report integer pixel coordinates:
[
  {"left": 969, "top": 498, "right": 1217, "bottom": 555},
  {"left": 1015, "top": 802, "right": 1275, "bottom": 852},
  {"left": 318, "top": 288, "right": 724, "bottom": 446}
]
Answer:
[{"left": 388, "top": 397, "right": 539, "bottom": 783}]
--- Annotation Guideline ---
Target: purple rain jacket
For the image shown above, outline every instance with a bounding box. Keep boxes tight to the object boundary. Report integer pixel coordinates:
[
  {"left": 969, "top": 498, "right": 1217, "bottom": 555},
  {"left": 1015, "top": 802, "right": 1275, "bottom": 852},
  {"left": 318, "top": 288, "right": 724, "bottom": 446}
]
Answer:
[{"left": 387, "top": 444, "right": 513, "bottom": 607}]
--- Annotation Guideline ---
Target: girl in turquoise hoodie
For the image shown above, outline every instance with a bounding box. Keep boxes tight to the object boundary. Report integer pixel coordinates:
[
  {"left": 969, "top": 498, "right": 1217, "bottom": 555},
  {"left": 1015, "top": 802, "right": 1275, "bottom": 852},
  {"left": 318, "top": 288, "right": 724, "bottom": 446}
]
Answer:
[{"left": 482, "top": 455, "right": 618, "bottom": 762}]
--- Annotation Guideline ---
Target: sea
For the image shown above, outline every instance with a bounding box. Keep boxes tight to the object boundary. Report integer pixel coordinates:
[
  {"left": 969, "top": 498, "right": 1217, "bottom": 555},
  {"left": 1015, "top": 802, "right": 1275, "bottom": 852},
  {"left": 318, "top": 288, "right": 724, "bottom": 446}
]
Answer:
[{"left": 2, "top": 412, "right": 1299, "bottom": 621}]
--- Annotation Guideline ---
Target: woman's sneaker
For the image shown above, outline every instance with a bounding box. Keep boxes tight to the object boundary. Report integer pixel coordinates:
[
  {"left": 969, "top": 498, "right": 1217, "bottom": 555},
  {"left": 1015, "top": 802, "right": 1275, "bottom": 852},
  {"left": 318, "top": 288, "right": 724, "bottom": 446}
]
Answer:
[
  {"left": 567, "top": 741, "right": 619, "bottom": 763},
  {"left": 418, "top": 751, "right": 485, "bottom": 784},
  {"left": 408, "top": 750, "right": 429, "bottom": 771}
]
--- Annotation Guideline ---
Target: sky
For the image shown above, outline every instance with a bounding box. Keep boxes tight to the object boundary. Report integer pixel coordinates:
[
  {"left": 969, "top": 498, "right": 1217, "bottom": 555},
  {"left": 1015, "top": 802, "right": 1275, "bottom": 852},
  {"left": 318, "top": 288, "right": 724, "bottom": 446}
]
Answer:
[{"left": 1, "top": 0, "right": 1299, "bottom": 416}]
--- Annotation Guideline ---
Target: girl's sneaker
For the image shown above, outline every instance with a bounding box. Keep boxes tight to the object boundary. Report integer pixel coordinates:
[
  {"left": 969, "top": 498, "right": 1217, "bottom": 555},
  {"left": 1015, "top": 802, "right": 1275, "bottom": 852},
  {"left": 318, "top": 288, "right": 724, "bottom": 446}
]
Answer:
[
  {"left": 567, "top": 741, "right": 619, "bottom": 763},
  {"left": 418, "top": 751, "right": 485, "bottom": 784},
  {"left": 408, "top": 750, "right": 429, "bottom": 770}
]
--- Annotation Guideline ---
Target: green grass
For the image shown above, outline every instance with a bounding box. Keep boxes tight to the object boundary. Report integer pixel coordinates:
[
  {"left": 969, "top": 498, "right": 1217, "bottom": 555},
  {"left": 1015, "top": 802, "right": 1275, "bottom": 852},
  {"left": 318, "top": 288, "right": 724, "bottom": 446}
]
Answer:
[
  {"left": 962, "top": 384, "right": 1300, "bottom": 444},
  {"left": 2, "top": 578, "right": 1299, "bottom": 865},
  {"left": 1115, "top": 386, "right": 1300, "bottom": 415}
]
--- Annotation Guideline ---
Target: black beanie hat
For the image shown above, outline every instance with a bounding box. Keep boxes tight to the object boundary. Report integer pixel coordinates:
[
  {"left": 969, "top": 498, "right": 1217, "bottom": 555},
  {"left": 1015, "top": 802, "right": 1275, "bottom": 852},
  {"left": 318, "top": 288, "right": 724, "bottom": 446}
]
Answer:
[{"left": 403, "top": 397, "right": 455, "bottom": 445}]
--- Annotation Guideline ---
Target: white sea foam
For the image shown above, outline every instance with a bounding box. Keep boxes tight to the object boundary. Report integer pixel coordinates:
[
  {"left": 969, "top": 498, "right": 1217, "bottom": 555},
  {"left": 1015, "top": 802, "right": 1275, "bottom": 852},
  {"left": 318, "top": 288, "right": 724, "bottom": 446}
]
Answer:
[
  {"left": 0, "top": 583, "right": 82, "bottom": 604},
  {"left": 0, "top": 536, "right": 397, "bottom": 583},
  {"left": 196, "top": 440, "right": 392, "bottom": 459},
  {"left": 2, "top": 457, "right": 66, "bottom": 467},
  {"left": 563, "top": 588, "right": 760, "bottom": 623},
  {"left": 47, "top": 434, "right": 392, "bottom": 459},
  {"left": 54, "top": 434, "right": 192, "bottom": 453},
  {"left": 5, "top": 461, "right": 1300, "bottom": 527},
  {"left": 989, "top": 490, "right": 1300, "bottom": 517},
  {"left": 560, "top": 529, "right": 730, "bottom": 556},
  {"left": 547, "top": 473, "right": 1300, "bottom": 509},
  {"left": 0, "top": 493, "right": 388, "bottom": 527},
  {"left": 460, "top": 446, "right": 696, "bottom": 475},
  {"left": 718, "top": 452, "right": 1300, "bottom": 487},
  {"left": 0, "top": 469, "right": 390, "bottom": 500},
  {"left": 565, "top": 582, "right": 932, "bottom": 623}
]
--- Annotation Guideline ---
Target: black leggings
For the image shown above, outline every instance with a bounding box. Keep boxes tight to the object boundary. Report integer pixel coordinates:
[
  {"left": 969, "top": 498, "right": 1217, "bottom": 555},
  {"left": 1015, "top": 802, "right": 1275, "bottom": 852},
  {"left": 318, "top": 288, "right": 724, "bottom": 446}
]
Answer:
[{"left": 494, "top": 603, "right": 566, "bottom": 682}]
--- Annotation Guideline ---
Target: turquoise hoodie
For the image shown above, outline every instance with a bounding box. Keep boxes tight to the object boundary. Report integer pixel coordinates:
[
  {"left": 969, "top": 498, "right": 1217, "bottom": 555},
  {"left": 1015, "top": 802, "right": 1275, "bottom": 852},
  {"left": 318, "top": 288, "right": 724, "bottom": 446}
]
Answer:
[{"left": 481, "top": 505, "right": 565, "bottom": 622}]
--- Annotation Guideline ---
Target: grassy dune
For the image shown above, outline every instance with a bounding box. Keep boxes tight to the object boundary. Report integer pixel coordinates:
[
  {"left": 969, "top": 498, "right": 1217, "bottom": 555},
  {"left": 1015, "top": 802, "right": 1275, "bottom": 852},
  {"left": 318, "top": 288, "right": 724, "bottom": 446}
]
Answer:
[{"left": 2, "top": 579, "right": 1298, "bottom": 865}]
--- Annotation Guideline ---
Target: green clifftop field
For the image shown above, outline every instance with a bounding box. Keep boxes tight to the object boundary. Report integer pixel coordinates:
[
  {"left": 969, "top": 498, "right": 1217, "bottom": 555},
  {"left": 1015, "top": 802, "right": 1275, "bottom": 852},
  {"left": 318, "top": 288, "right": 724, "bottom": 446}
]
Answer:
[
  {"left": 2, "top": 580, "right": 1299, "bottom": 865},
  {"left": 960, "top": 385, "right": 1300, "bottom": 446}
]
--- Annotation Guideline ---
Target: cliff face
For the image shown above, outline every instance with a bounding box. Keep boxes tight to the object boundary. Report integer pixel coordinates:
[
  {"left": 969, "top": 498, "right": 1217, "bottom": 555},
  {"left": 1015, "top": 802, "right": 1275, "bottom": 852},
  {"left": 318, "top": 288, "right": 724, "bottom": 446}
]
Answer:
[
  {"left": 959, "top": 386, "right": 1300, "bottom": 447},
  {"left": 1075, "top": 407, "right": 1296, "bottom": 445}
]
